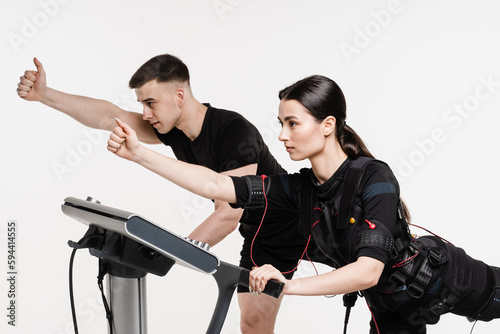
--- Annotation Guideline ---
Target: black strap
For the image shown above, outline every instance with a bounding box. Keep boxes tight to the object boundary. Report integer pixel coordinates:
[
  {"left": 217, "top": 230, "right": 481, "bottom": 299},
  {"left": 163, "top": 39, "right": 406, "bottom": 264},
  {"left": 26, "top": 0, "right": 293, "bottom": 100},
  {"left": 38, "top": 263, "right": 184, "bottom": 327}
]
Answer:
[
  {"left": 406, "top": 257, "right": 433, "bottom": 298},
  {"left": 390, "top": 239, "right": 420, "bottom": 285},
  {"left": 298, "top": 168, "right": 314, "bottom": 236},
  {"left": 243, "top": 175, "right": 271, "bottom": 209},
  {"left": 299, "top": 157, "right": 373, "bottom": 234},
  {"left": 424, "top": 281, "right": 462, "bottom": 324},
  {"left": 337, "top": 157, "right": 372, "bottom": 229},
  {"left": 391, "top": 238, "right": 447, "bottom": 299}
]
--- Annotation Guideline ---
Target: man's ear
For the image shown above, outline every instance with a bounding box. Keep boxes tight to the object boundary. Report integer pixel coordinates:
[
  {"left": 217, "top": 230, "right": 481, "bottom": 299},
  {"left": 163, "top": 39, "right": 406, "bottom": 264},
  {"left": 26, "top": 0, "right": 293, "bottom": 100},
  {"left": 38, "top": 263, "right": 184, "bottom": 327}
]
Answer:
[
  {"left": 323, "top": 116, "right": 336, "bottom": 136},
  {"left": 176, "top": 88, "right": 185, "bottom": 107}
]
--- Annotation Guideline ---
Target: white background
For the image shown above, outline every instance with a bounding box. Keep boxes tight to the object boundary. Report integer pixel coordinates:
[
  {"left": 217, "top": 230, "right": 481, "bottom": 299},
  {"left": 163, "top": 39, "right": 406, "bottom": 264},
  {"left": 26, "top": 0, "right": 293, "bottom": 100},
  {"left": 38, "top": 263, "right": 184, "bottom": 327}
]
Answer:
[{"left": 1, "top": 0, "right": 500, "bottom": 333}]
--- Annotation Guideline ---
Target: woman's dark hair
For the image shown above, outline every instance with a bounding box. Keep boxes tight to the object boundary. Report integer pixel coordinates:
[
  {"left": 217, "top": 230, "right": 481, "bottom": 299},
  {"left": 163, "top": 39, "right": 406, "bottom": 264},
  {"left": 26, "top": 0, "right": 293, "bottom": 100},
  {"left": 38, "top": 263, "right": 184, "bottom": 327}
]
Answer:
[
  {"left": 279, "top": 75, "right": 373, "bottom": 159},
  {"left": 279, "top": 75, "right": 411, "bottom": 220},
  {"left": 129, "top": 54, "right": 190, "bottom": 89}
]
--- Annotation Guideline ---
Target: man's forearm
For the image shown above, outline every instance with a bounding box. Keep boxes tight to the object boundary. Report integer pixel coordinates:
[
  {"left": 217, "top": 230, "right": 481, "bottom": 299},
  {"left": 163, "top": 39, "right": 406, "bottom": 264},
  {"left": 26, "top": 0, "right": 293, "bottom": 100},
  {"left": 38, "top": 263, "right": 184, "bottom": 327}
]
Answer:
[
  {"left": 40, "top": 87, "right": 121, "bottom": 131},
  {"left": 187, "top": 202, "right": 241, "bottom": 246}
]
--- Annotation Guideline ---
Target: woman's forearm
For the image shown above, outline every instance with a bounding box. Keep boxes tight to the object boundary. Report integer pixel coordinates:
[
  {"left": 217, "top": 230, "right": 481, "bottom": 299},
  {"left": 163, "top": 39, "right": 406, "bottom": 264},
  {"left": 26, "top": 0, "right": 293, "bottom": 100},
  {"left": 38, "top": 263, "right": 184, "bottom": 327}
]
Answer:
[
  {"left": 133, "top": 145, "right": 238, "bottom": 204},
  {"left": 249, "top": 256, "right": 384, "bottom": 297},
  {"left": 108, "top": 118, "right": 238, "bottom": 208},
  {"left": 284, "top": 257, "right": 383, "bottom": 296}
]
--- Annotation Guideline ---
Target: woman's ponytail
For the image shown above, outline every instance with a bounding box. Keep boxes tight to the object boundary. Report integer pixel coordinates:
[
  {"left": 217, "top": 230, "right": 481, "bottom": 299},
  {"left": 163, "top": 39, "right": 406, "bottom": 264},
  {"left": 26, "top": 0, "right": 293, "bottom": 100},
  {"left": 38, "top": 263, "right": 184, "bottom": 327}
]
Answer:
[{"left": 337, "top": 123, "right": 374, "bottom": 159}]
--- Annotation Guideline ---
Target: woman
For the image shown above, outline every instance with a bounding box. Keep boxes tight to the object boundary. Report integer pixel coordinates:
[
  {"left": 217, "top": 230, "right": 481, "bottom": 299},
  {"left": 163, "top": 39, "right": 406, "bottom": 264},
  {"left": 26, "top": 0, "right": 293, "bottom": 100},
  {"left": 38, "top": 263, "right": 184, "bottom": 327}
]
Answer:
[{"left": 108, "top": 75, "right": 499, "bottom": 333}]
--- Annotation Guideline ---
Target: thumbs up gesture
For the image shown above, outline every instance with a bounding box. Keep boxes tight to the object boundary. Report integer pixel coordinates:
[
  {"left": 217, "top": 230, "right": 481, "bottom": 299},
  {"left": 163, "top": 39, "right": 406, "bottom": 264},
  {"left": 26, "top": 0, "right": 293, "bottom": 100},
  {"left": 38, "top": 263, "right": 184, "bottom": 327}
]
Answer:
[{"left": 17, "top": 57, "right": 47, "bottom": 101}]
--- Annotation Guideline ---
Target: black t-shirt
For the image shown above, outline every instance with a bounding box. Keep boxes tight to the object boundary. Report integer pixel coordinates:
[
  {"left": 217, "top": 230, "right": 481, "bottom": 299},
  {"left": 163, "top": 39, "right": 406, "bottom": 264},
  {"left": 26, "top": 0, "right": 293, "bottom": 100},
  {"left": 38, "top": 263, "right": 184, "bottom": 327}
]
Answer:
[
  {"left": 154, "top": 104, "right": 284, "bottom": 174},
  {"left": 154, "top": 104, "right": 307, "bottom": 265}
]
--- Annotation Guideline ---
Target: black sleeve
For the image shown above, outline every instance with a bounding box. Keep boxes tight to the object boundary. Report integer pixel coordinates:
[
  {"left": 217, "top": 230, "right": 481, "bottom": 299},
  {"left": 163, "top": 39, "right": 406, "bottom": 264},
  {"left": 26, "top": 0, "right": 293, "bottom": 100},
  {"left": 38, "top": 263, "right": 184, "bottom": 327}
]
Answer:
[
  {"left": 216, "top": 118, "right": 261, "bottom": 172},
  {"left": 354, "top": 161, "right": 401, "bottom": 264}
]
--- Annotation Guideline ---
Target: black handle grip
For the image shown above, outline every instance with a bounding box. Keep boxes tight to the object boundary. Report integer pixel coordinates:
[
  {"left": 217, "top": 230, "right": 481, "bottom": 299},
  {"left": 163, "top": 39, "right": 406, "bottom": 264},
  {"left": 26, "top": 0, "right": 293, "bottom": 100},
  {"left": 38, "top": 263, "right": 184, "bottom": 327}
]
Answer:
[
  {"left": 207, "top": 261, "right": 284, "bottom": 333},
  {"left": 239, "top": 268, "right": 284, "bottom": 298}
]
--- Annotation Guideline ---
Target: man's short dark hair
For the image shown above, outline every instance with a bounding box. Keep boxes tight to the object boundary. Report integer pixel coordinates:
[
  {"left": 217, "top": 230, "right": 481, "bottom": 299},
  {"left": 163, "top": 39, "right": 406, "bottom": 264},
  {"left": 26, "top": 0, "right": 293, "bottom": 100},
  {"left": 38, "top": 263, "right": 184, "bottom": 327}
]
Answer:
[{"left": 129, "top": 54, "right": 190, "bottom": 89}]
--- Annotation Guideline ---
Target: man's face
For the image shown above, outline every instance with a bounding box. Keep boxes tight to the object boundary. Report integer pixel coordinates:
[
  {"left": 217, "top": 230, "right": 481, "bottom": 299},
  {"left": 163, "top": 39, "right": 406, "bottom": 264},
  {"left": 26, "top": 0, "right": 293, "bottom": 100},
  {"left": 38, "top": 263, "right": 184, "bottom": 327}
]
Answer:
[{"left": 135, "top": 80, "right": 182, "bottom": 134}]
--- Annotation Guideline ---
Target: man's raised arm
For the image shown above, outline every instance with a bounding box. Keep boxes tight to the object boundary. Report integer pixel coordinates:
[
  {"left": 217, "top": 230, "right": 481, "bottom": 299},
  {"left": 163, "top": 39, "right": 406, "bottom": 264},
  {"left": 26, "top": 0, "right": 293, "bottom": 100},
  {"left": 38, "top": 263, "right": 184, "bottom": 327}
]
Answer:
[{"left": 17, "top": 57, "right": 160, "bottom": 144}]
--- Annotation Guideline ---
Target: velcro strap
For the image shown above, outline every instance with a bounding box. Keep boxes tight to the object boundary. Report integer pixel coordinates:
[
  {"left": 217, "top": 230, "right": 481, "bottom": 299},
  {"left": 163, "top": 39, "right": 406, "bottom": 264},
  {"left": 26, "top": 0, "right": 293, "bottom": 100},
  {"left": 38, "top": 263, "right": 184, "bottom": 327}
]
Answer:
[
  {"left": 357, "top": 230, "right": 394, "bottom": 254},
  {"left": 393, "top": 238, "right": 406, "bottom": 254},
  {"left": 244, "top": 175, "right": 270, "bottom": 209},
  {"left": 392, "top": 237, "right": 409, "bottom": 260}
]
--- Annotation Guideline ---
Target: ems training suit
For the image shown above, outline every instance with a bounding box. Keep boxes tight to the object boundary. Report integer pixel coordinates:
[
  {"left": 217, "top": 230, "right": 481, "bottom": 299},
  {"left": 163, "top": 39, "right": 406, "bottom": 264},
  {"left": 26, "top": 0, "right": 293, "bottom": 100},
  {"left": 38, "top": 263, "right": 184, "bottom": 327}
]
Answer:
[
  {"left": 230, "top": 157, "right": 500, "bottom": 333},
  {"left": 154, "top": 104, "right": 307, "bottom": 292}
]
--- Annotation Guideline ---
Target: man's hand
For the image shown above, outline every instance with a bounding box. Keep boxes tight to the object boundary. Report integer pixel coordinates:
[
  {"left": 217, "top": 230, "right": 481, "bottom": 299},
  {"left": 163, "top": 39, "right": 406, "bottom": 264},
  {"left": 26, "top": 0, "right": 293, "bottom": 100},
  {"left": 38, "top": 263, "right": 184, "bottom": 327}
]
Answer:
[
  {"left": 107, "top": 118, "right": 142, "bottom": 161},
  {"left": 17, "top": 57, "right": 47, "bottom": 101}
]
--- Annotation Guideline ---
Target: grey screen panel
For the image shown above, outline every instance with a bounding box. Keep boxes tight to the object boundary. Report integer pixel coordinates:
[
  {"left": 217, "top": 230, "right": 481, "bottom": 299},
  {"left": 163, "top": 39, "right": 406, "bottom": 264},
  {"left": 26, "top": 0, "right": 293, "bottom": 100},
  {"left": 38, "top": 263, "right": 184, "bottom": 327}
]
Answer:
[{"left": 126, "top": 216, "right": 219, "bottom": 274}]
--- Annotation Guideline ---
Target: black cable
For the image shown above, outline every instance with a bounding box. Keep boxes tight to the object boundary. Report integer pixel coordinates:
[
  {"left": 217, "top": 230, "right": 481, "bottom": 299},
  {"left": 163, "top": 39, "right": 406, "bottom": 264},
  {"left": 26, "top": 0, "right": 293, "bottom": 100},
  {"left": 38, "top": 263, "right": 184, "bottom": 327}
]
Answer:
[
  {"left": 97, "top": 280, "right": 113, "bottom": 334},
  {"left": 342, "top": 293, "right": 358, "bottom": 334},
  {"left": 470, "top": 319, "right": 478, "bottom": 334},
  {"left": 97, "top": 261, "right": 114, "bottom": 334},
  {"left": 69, "top": 248, "right": 79, "bottom": 334},
  {"left": 343, "top": 305, "right": 351, "bottom": 334},
  {"left": 68, "top": 232, "right": 105, "bottom": 334}
]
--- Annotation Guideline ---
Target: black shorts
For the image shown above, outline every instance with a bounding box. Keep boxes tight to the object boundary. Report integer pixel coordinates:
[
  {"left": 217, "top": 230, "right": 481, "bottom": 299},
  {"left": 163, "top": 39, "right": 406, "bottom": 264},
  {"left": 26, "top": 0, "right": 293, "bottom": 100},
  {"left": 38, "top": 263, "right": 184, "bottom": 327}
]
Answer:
[
  {"left": 236, "top": 211, "right": 308, "bottom": 293},
  {"left": 237, "top": 239, "right": 301, "bottom": 293}
]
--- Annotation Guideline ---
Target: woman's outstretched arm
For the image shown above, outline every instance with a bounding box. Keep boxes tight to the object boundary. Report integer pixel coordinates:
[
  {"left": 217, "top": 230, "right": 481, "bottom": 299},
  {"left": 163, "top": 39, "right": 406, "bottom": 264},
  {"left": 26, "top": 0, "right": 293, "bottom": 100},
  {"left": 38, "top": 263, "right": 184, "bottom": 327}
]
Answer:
[{"left": 107, "top": 118, "right": 237, "bottom": 204}]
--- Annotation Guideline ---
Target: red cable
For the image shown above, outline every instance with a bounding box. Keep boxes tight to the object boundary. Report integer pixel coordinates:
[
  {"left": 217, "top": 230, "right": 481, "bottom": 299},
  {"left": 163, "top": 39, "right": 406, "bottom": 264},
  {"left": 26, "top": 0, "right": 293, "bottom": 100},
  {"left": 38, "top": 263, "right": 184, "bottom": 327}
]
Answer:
[
  {"left": 392, "top": 247, "right": 420, "bottom": 268},
  {"left": 366, "top": 300, "right": 380, "bottom": 334},
  {"left": 281, "top": 234, "right": 313, "bottom": 274},
  {"left": 304, "top": 216, "right": 321, "bottom": 276},
  {"left": 281, "top": 218, "right": 320, "bottom": 274},
  {"left": 250, "top": 192, "right": 323, "bottom": 276},
  {"left": 408, "top": 223, "right": 454, "bottom": 245}
]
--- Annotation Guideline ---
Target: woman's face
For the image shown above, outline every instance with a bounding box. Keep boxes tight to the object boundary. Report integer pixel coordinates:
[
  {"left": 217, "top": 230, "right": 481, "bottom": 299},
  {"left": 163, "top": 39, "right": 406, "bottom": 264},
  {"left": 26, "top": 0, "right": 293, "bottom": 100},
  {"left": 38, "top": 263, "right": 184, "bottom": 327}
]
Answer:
[{"left": 278, "top": 99, "right": 329, "bottom": 161}]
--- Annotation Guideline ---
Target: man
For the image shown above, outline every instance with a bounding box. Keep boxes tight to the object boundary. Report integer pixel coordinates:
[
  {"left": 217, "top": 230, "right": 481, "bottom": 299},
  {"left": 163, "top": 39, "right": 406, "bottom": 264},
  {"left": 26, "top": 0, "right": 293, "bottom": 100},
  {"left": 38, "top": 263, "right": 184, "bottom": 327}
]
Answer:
[{"left": 17, "top": 54, "right": 307, "bottom": 333}]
